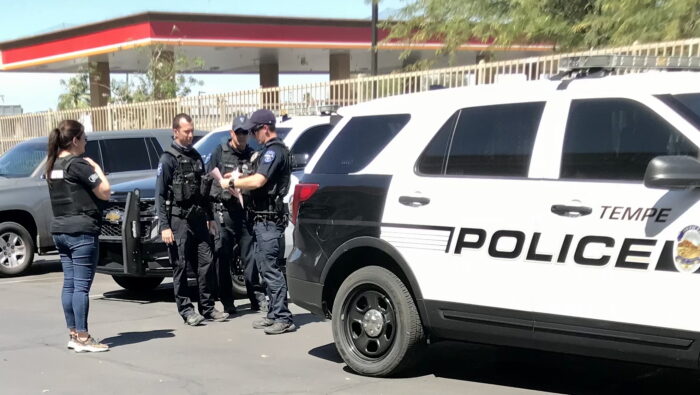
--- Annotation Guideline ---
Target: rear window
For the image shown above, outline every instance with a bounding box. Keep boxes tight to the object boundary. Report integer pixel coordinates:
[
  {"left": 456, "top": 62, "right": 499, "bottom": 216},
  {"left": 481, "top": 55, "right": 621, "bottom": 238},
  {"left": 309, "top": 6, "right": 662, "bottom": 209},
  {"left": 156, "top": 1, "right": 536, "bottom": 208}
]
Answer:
[
  {"left": 100, "top": 138, "right": 152, "bottom": 173},
  {"left": 313, "top": 114, "right": 410, "bottom": 174}
]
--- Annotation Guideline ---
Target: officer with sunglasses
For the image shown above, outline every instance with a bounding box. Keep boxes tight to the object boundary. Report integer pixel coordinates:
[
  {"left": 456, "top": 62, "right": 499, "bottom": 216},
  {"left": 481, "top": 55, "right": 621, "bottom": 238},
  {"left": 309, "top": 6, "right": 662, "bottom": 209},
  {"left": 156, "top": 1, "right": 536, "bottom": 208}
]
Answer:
[
  {"left": 221, "top": 109, "right": 295, "bottom": 335},
  {"left": 207, "top": 115, "right": 268, "bottom": 314}
]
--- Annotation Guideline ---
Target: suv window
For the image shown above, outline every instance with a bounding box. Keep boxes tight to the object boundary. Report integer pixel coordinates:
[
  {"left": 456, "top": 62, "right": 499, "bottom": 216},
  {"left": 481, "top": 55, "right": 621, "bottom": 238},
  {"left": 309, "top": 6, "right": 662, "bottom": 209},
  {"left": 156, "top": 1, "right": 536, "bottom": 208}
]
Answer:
[
  {"left": 445, "top": 102, "right": 545, "bottom": 177},
  {"left": 561, "top": 98, "right": 698, "bottom": 181},
  {"left": 0, "top": 140, "right": 47, "bottom": 178},
  {"left": 314, "top": 114, "right": 410, "bottom": 174},
  {"left": 416, "top": 113, "right": 458, "bottom": 175},
  {"left": 84, "top": 140, "right": 102, "bottom": 168},
  {"left": 100, "top": 138, "right": 152, "bottom": 173},
  {"left": 290, "top": 124, "right": 333, "bottom": 162}
]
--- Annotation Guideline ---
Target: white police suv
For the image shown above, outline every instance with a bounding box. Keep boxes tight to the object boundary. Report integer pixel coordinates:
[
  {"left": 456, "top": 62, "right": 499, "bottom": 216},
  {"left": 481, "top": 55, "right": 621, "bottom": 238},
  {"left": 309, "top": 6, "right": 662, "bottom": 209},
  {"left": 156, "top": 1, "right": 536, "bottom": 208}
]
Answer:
[{"left": 287, "top": 55, "right": 700, "bottom": 376}]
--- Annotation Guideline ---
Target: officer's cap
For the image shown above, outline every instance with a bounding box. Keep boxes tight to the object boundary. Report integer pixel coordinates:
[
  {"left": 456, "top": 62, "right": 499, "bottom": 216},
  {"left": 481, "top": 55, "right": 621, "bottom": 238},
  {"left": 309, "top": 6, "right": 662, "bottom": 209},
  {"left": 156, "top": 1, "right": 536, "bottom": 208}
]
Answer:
[
  {"left": 243, "top": 109, "right": 276, "bottom": 131},
  {"left": 231, "top": 115, "right": 248, "bottom": 133}
]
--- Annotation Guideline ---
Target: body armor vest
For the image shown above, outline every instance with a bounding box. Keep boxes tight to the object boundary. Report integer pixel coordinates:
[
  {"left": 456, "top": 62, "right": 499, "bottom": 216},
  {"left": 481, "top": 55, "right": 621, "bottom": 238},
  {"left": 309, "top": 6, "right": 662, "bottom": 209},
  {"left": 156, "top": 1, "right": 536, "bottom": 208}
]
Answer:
[
  {"left": 250, "top": 139, "right": 291, "bottom": 214},
  {"left": 48, "top": 156, "right": 101, "bottom": 218},
  {"left": 165, "top": 146, "right": 204, "bottom": 207},
  {"left": 211, "top": 142, "right": 253, "bottom": 205}
]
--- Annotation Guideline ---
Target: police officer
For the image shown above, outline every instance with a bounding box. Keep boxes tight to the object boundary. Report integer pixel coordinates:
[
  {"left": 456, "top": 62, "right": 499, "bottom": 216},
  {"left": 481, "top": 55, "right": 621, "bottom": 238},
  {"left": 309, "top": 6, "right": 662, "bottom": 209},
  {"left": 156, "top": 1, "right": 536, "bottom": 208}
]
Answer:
[
  {"left": 221, "top": 109, "right": 295, "bottom": 335},
  {"left": 207, "top": 115, "right": 267, "bottom": 314},
  {"left": 156, "top": 113, "right": 229, "bottom": 326}
]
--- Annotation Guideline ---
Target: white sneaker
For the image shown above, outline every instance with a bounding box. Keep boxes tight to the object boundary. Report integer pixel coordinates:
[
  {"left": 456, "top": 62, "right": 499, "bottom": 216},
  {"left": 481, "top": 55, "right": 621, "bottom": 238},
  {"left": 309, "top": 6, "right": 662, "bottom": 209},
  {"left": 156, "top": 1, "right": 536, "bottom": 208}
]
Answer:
[
  {"left": 74, "top": 336, "right": 109, "bottom": 353},
  {"left": 67, "top": 335, "right": 78, "bottom": 350}
]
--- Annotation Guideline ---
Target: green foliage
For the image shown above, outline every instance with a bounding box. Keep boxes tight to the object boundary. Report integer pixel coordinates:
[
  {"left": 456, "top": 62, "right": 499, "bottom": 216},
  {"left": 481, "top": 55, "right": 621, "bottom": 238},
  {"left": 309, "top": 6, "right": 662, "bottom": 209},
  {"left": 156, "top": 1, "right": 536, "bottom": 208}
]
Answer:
[
  {"left": 385, "top": 0, "right": 700, "bottom": 66},
  {"left": 57, "top": 45, "right": 204, "bottom": 108},
  {"left": 57, "top": 71, "right": 90, "bottom": 110}
]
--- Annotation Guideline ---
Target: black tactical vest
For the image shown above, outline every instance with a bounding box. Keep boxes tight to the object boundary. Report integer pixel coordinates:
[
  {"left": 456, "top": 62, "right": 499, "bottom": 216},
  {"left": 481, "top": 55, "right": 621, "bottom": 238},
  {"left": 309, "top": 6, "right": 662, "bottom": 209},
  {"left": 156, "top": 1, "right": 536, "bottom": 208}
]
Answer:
[
  {"left": 250, "top": 138, "right": 291, "bottom": 213},
  {"left": 48, "top": 156, "right": 101, "bottom": 218},
  {"left": 165, "top": 146, "right": 204, "bottom": 207},
  {"left": 211, "top": 142, "right": 253, "bottom": 205}
]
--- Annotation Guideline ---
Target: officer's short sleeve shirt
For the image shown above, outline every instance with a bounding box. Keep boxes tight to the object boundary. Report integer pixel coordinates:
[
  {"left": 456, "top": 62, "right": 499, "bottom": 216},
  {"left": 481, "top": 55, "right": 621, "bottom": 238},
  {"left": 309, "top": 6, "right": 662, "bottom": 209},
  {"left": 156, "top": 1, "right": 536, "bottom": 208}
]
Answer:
[
  {"left": 255, "top": 144, "right": 284, "bottom": 180},
  {"left": 50, "top": 158, "right": 103, "bottom": 235},
  {"left": 68, "top": 159, "right": 103, "bottom": 190}
]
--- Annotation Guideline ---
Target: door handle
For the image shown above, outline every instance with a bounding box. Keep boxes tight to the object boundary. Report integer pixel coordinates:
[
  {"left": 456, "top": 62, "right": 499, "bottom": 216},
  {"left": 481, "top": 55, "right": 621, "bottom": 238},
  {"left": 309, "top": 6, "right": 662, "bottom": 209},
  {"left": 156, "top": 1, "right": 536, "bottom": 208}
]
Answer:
[
  {"left": 399, "top": 196, "right": 430, "bottom": 207},
  {"left": 551, "top": 204, "right": 592, "bottom": 217}
]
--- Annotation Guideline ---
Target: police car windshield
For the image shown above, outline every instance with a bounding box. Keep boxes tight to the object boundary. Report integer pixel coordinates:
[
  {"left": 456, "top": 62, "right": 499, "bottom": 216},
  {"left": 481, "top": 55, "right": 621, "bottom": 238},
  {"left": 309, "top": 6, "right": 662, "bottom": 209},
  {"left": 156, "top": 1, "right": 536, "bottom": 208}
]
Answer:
[{"left": 0, "top": 140, "right": 46, "bottom": 178}]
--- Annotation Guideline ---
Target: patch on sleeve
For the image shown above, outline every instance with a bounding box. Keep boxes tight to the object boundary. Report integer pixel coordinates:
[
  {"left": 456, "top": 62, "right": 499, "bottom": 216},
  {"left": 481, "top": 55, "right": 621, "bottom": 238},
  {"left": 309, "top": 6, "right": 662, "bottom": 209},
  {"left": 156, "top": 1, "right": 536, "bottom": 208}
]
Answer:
[
  {"left": 157, "top": 163, "right": 163, "bottom": 176},
  {"left": 263, "top": 150, "right": 276, "bottom": 164},
  {"left": 88, "top": 173, "right": 99, "bottom": 183}
]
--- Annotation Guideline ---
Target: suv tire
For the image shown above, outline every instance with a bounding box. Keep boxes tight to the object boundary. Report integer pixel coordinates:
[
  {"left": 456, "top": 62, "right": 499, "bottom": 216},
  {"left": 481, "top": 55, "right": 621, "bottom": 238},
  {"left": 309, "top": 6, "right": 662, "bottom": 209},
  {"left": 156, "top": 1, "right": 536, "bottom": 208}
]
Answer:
[
  {"left": 0, "top": 221, "right": 35, "bottom": 276},
  {"left": 112, "top": 276, "right": 164, "bottom": 291},
  {"left": 332, "top": 266, "right": 425, "bottom": 377}
]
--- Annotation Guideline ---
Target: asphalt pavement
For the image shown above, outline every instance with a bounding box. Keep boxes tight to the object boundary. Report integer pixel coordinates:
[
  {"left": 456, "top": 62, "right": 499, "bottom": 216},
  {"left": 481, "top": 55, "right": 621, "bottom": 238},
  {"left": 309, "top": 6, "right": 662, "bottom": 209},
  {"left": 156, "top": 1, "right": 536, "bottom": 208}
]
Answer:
[{"left": 1, "top": 255, "right": 699, "bottom": 395}]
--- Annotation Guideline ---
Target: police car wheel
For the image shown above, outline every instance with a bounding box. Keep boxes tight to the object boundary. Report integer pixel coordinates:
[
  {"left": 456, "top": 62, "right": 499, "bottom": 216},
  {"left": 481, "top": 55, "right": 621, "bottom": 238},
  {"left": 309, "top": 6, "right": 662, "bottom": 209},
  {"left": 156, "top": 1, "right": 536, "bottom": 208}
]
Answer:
[
  {"left": 230, "top": 257, "right": 248, "bottom": 299},
  {"left": 332, "top": 266, "right": 425, "bottom": 377},
  {"left": 112, "top": 276, "right": 164, "bottom": 291},
  {"left": 0, "top": 222, "right": 34, "bottom": 276}
]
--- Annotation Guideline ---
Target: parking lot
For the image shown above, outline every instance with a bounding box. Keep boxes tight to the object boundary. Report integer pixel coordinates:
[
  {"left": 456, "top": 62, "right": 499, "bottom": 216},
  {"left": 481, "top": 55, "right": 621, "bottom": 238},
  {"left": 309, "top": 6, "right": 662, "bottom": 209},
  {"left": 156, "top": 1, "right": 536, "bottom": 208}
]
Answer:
[{"left": 0, "top": 256, "right": 698, "bottom": 395}]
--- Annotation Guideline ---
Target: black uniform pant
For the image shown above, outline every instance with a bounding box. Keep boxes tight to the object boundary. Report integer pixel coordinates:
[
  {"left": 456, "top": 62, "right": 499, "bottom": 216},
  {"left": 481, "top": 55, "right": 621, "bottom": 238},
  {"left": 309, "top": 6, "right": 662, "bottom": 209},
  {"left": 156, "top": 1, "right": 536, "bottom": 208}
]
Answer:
[
  {"left": 253, "top": 219, "right": 292, "bottom": 324},
  {"left": 167, "top": 213, "right": 215, "bottom": 319},
  {"left": 214, "top": 207, "right": 265, "bottom": 308}
]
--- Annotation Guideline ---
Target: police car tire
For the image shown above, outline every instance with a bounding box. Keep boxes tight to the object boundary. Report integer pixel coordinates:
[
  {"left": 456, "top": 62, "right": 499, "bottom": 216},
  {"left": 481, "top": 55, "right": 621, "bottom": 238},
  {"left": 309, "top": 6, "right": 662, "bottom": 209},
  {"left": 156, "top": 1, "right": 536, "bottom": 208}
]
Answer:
[
  {"left": 112, "top": 276, "right": 164, "bottom": 291},
  {"left": 331, "top": 266, "right": 425, "bottom": 377},
  {"left": 0, "top": 222, "right": 35, "bottom": 276}
]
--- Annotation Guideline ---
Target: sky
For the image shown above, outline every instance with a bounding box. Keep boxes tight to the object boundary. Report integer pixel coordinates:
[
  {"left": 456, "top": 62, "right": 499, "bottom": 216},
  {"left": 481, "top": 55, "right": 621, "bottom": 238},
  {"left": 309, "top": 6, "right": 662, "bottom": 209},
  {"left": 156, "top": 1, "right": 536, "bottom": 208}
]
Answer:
[{"left": 0, "top": 0, "right": 407, "bottom": 113}]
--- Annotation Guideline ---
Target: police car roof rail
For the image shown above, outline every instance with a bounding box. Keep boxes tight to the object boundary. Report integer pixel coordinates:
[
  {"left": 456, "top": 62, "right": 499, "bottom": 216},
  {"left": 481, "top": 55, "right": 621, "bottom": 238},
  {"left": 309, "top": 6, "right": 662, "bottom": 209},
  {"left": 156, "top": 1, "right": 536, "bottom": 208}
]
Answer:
[{"left": 551, "top": 54, "right": 700, "bottom": 90}]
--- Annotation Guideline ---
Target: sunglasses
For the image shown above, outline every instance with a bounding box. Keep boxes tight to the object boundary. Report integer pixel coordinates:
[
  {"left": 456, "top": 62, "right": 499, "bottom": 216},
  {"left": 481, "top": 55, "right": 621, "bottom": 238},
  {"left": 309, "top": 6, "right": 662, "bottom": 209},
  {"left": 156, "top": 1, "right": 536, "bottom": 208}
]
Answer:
[{"left": 234, "top": 129, "right": 249, "bottom": 135}]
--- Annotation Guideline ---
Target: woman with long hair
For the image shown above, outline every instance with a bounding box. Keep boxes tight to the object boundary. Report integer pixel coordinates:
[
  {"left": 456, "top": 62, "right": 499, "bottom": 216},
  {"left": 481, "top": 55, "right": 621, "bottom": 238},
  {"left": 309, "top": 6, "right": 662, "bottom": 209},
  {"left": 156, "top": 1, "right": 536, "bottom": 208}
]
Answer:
[{"left": 46, "top": 120, "right": 111, "bottom": 353}]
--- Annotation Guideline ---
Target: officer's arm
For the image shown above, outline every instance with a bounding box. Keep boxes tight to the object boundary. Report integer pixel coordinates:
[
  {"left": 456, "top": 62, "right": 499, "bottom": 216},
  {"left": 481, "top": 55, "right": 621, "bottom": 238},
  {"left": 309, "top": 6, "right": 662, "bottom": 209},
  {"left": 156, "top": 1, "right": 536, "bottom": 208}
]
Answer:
[
  {"left": 232, "top": 173, "right": 267, "bottom": 190},
  {"left": 155, "top": 156, "right": 174, "bottom": 231}
]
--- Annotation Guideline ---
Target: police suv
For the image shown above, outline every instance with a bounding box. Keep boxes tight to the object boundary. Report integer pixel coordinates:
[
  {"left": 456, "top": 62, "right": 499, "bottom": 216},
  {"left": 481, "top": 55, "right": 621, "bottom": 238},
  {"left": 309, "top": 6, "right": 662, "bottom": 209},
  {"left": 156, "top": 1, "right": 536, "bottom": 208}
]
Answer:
[{"left": 287, "top": 55, "right": 700, "bottom": 376}]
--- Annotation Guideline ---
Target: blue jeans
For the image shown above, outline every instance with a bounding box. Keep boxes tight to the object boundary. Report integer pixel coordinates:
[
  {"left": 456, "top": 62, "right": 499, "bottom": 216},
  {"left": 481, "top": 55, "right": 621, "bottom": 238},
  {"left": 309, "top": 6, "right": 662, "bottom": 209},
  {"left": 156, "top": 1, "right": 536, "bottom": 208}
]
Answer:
[
  {"left": 253, "top": 221, "right": 292, "bottom": 324},
  {"left": 53, "top": 233, "right": 99, "bottom": 333}
]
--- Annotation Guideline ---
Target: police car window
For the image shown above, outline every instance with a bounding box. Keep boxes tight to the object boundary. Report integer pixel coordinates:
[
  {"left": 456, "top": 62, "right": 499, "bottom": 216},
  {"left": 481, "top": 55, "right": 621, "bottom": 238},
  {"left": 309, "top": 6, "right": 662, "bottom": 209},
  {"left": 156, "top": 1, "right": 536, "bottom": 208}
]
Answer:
[
  {"left": 100, "top": 138, "right": 151, "bottom": 173},
  {"left": 560, "top": 98, "right": 698, "bottom": 181},
  {"left": 290, "top": 124, "right": 333, "bottom": 159},
  {"left": 276, "top": 127, "right": 292, "bottom": 141},
  {"left": 194, "top": 131, "right": 230, "bottom": 158},
  {"left": 416, "top": 112, "right": 458, "bottom": 175},
  {"left": 445, "top": 102, "right": 545, "bottom": 177},
  {"left": 313, "top": 114, "right": 411, "bottom": 174}
]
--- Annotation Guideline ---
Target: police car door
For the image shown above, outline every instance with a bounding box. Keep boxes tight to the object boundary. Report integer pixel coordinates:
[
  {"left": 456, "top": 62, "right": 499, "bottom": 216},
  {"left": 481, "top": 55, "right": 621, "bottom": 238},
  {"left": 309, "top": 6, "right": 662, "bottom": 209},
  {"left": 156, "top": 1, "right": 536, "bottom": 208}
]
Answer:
[
  {"left": 529, "top": 93, "right": 700, "bottom": 334},
  {"left": 382, "top": 99, "right": 547, "bottom": 320}
]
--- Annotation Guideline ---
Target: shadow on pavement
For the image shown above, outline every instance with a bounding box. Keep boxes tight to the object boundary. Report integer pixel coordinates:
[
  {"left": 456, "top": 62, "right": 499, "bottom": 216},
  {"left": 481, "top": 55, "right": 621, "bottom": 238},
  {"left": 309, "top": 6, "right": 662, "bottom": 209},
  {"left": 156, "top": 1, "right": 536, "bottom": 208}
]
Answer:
[
  {"left": 308, "top": 342, "right": 344, "bottom": 364},
  {"left": 101, "top": 329, "right": 175, "bottom": 348},
  {"left": 101, "top": 283, "right": 175, "bottom": 304},
  {"left": 407, "top": 341, "right": 700, "bottom": 394},
  {"left": 293, "top": 313, "right": 326, "bottom": 329},
  {"left": 312, "top": 339, "right": 700, "bottom": 393}
]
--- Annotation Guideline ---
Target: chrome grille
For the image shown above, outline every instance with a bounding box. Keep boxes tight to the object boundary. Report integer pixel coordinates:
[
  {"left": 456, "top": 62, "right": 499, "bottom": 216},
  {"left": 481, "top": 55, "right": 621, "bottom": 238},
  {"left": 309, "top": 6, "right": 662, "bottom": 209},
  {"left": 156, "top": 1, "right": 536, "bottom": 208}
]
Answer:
[{"left": 99, "top": 200, "right": 156, "bottom": 239}]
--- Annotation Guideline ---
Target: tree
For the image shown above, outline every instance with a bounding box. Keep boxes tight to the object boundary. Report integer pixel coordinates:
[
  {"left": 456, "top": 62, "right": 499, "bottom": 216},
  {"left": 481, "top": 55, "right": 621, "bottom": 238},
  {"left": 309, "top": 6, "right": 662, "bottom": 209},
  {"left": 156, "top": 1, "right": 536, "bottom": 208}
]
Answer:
[
  {"left": 385, "top": 0, "right": 700, "bottom": 66},
  {"left": 57, "top": 71, "right": 90, "bottom": 110},
  {"left": 57, "top": 45, "right": 204, "bottom": 108}
]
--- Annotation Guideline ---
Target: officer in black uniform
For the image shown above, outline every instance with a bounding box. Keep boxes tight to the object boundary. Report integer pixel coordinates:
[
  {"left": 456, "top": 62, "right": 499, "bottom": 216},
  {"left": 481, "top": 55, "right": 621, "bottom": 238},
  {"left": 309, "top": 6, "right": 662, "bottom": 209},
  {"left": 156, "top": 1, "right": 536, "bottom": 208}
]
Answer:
[
  {"left": 207, "top": 115, "right": 267, "bottom": 314},
  {"left": 156, "top": 113, "right": 229, "bottom": 326},
  {"left": 222, "top": 109, "right": 295, "bottom": 335}
]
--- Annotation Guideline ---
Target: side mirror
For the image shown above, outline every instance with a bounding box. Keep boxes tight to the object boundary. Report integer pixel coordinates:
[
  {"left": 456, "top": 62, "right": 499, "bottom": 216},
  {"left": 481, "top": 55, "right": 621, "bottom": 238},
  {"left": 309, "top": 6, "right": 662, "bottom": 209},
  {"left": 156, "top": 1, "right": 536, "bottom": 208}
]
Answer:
[
  {"left": 291, "top": 153, "right": 309, "bottom": 171},
  {"left": 644, "top": 155, "right": 700, "bottom": 189}
]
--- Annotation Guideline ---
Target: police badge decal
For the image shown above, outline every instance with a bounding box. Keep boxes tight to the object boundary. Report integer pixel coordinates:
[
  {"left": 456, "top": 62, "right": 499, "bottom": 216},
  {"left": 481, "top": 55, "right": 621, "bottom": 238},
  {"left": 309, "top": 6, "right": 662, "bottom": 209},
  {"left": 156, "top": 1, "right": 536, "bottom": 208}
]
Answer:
[{"left": 674, "top": 225, "right": 700, "bottom": 273}]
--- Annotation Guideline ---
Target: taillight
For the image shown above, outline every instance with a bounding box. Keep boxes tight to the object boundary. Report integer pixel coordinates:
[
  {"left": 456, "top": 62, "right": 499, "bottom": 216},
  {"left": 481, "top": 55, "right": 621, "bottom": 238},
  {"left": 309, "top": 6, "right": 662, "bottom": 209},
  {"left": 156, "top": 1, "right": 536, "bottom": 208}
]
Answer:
[{"left": 291, "top": 183, "right": 319, "bottom": 225}]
